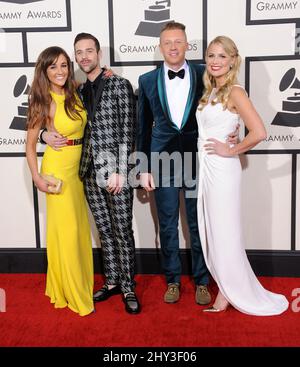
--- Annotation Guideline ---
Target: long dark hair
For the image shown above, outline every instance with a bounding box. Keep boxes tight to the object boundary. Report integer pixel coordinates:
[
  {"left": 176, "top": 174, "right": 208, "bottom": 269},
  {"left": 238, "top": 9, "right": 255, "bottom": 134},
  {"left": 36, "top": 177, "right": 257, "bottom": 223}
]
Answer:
[{"left": 27, "top": 46, "right": 83, "bottom": 129}]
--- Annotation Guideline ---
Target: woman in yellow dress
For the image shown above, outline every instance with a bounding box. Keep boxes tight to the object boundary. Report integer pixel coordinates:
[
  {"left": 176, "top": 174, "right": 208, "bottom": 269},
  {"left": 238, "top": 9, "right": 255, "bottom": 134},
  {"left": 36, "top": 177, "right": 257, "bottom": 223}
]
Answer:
[{"left": 26, "top": 46, "right": 94, "bottom": 316}]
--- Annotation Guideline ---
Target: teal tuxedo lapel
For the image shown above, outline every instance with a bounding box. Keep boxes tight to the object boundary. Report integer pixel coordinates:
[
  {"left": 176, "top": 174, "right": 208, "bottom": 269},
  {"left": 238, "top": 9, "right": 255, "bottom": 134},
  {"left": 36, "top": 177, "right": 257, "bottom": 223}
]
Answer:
[
  {"left": 157, "top": 63, "right": 197, "bottom": 131},
  {"left": 181, "top": 63, "right": 196, "bottom": 129},
  {"left": 157, "top": 66, "right": 180, "bottom": 131}
]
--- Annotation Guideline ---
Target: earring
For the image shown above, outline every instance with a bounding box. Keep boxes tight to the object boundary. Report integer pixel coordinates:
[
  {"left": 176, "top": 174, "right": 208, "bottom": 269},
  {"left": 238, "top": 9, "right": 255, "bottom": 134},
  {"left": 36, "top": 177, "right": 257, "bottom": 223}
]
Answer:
[{"left": 230, "top": 65, "right": 233, "bottom": 69}]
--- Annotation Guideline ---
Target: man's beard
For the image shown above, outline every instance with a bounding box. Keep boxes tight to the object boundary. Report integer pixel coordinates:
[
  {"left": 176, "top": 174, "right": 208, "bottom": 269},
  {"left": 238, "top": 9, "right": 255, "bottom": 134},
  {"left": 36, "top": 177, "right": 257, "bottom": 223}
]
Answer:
[{"left": 79, "top": 62, "right": 98, "bottom": 75}]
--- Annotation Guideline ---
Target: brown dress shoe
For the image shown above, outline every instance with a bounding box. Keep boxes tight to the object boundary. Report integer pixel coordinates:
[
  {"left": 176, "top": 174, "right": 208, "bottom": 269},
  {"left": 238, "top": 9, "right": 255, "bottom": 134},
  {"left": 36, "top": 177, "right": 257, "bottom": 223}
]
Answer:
[
  {"left": 195, "top": 285, "right": 211, "bottom": 305},
  {"left": 164, "top": 283, "right": 180, "bottom": 303}
]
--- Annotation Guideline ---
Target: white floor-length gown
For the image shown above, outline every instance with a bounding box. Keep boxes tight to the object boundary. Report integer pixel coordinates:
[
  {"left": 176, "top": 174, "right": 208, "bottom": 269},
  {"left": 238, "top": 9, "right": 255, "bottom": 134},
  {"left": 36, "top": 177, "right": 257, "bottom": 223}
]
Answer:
[{"left": 196, "top": 88, "right": 289, "bottom": 316}]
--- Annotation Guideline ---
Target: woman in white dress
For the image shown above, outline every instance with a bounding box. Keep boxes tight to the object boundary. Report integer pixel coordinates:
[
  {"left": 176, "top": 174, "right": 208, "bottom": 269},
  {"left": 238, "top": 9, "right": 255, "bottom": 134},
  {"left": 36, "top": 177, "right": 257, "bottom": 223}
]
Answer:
[{"left": 196, "top": 36, "right": 289, "bottom": 315}]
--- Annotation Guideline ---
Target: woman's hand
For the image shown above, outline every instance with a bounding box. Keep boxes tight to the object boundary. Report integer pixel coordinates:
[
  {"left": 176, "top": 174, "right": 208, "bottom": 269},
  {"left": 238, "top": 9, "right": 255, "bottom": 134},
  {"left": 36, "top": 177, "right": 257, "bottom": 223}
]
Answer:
[{"left": 204, "top": 138, "right": 234, "bottom": 157}]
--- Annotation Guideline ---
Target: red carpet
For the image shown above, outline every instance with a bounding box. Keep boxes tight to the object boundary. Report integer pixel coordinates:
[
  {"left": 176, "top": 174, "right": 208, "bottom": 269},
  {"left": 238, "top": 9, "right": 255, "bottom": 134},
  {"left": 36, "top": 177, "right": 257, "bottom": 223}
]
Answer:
[{"left": 0, "top": 274, "right": 299, "bottom": 347}]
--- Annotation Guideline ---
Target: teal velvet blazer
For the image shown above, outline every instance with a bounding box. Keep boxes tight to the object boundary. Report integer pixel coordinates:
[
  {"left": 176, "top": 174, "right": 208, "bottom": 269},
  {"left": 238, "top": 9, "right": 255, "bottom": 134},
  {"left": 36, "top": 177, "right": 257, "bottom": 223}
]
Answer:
[{"left": 137, "top": 61, "right": 205, "bottom": 180}]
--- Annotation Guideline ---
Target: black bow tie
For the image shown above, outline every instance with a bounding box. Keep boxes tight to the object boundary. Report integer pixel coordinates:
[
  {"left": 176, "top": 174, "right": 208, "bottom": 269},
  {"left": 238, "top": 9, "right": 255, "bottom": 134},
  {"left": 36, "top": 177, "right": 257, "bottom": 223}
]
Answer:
[{"left": 168, "top": 69, "right": 185, "bottom": 80}]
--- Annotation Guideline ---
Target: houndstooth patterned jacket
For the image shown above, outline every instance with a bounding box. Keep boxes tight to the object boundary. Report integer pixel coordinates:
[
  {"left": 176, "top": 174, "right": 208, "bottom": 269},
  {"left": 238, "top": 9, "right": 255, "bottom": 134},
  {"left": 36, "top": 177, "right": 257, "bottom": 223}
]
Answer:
[{"left": 78, "top": 75, "right": 136, "bottom": 182}]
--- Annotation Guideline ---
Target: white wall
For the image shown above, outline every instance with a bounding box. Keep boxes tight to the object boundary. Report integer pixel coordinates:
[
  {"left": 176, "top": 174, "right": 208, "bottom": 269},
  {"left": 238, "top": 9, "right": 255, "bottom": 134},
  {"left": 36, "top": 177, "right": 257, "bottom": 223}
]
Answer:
[{"left": 0, "top": 0, "right": 299, "bottom": 251}]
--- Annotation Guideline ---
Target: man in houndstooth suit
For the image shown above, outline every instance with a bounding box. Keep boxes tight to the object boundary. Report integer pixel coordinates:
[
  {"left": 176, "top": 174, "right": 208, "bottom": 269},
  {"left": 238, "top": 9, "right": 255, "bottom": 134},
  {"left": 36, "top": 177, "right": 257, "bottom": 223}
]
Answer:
[
  {"left": 42, "top": 33, "right": 140, "bottom": 314},
  {"left": 75, "top": 33, "right": 140, "bottom": 314}
]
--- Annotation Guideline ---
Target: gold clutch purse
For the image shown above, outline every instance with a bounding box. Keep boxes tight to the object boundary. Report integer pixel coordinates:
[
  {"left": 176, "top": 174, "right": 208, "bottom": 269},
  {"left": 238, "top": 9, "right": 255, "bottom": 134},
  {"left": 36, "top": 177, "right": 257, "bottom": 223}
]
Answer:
[{"left": 41, "top": 174, "right": 63, "bottom": 194}]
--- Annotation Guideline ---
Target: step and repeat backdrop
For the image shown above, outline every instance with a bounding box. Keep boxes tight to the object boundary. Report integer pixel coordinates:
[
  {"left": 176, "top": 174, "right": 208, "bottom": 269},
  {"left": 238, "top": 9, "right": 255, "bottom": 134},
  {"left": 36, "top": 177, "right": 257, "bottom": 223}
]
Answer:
[{"left": 0, "top": 0, "right": 299, "bottom": 254}]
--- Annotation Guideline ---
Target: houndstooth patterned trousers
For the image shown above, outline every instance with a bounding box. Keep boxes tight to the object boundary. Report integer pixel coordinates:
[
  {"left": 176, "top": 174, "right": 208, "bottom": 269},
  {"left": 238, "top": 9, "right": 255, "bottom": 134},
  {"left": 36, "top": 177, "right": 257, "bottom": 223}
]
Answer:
[{"left": 84, "top": 164, "right": 136, "bottom": 293}]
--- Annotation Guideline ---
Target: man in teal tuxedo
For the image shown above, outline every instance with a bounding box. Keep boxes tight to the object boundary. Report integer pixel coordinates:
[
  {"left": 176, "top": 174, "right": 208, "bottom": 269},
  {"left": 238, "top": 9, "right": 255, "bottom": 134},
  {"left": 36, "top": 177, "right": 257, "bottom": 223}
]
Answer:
[{"left": 137, "top": 22, "right": 211, "bottom": 304}]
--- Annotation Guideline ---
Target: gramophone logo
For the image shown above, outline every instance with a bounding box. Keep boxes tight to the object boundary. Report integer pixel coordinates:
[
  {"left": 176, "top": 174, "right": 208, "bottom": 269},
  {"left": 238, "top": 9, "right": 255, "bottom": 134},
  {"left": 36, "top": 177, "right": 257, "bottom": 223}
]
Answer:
[
  {"left": 9, "top": 75, "right": 30, "bottom": 131},
  {"left": 109, "top": 0, "right": 203, "bottom": 65},
  {"left": 296, "top": 28, "right": 300, "bottom": 54},
  {"left": 135, "top": 0, "right": 173, "bottom": 38},
  {"left": 272, "top": 68, "right": 300, "bottom": 127}
]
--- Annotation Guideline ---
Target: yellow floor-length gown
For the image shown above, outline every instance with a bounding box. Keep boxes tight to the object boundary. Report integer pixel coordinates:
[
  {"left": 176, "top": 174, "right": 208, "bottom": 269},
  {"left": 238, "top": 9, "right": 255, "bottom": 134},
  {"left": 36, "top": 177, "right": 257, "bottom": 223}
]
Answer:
[{"left": 41, "top": 90, "right": 94, "bottom": 316}]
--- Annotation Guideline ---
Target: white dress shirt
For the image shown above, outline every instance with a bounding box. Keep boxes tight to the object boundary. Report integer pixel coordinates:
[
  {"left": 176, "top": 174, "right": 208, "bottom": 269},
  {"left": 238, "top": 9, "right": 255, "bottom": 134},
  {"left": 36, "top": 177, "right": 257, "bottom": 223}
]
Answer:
[{"left": 164, "top": 61, "right": 190, "bottom": 129}]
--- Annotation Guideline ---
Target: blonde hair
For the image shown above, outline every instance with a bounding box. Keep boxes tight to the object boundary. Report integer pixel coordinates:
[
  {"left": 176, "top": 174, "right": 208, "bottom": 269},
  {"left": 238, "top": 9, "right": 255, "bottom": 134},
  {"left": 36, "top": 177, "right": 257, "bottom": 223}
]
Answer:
[{"left": 199, "top": 36, "right": 241, "bottom": 110}]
